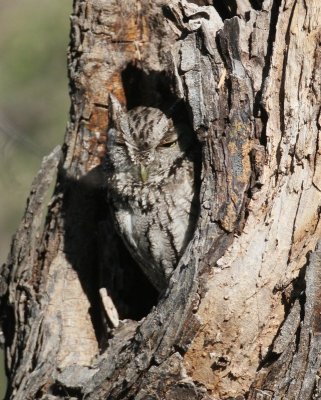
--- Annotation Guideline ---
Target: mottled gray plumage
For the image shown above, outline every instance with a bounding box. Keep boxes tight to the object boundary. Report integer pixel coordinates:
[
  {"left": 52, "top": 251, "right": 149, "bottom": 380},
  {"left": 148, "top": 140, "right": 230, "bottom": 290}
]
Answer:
[{"left": 106, "top": 96, "right": 199, "bottom": 291}]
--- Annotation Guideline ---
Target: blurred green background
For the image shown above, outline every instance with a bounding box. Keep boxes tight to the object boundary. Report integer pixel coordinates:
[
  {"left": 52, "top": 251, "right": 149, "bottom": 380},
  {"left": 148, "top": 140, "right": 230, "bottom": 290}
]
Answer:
[{"left": 0, "top": 1, "right": 72, "bottom": 397}]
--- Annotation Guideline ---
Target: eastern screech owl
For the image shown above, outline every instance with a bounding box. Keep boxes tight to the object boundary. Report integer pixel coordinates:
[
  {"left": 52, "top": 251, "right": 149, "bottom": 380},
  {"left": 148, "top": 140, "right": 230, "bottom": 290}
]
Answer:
[{"left": 106, "top": 96, "right": 200, "bottom": 292}]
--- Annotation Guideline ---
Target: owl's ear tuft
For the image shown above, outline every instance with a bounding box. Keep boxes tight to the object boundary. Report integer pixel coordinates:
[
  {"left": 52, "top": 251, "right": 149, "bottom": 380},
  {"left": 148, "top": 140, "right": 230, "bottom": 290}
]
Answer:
[
  {"left": 108, "top": 94, "right": 129, "bottom": 134},
  {"left": 109, "top": 94, "right": 124, "bottom": 125}
]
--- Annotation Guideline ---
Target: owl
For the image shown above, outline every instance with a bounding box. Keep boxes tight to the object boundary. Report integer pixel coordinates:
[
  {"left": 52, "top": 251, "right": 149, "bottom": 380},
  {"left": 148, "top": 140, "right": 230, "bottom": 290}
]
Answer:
[{"left": 106, "top": 95, "right": 200, "bottom": 292}]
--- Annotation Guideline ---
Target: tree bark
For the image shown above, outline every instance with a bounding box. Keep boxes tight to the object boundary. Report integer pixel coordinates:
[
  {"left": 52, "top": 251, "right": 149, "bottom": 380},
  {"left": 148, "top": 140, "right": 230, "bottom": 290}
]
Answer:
[{"left": 1, "top": 0, "right": 321, "bottom": 399}]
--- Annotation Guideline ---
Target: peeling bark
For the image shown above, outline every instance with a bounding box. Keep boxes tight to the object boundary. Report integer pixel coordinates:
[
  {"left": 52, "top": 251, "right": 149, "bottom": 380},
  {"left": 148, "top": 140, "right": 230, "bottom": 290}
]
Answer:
[{"left": 1, "top": 0, "right": 321, "bottom": 399}]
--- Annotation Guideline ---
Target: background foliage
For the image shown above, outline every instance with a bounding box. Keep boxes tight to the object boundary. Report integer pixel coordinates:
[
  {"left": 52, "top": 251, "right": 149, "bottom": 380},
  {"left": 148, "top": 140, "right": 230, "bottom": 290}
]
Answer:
[{"left": 0, "top": 1, "right": 71, "bottom": 396}]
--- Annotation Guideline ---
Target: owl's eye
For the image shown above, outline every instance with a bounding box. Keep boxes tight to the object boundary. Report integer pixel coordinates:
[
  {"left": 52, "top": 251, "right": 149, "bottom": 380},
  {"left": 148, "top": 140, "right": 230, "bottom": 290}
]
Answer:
[
  {"left": 108, "top": 128, "right": 126, "bottom": 146},
  {"left": 114, "top": 140, "right": 126, "bottom": 146},
  {"left": 112, "top": 136, "right": 126, "bottom": 146},
  {"left": 158, "top": 131, "right": 179, "bottom": 148},
  {"left": 159, "top": 140, "right": 178, "bottom": 148}
]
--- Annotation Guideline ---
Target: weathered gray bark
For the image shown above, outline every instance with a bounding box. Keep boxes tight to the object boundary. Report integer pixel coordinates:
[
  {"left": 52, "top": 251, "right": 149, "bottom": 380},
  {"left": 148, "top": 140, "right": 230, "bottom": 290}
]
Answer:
[{"left": 1, "top": 0, "right": 321, "bottom": 399}]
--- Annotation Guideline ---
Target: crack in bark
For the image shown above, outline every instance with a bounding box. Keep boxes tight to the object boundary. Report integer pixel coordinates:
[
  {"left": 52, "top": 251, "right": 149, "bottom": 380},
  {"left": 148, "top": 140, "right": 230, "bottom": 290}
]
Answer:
[
  {"left": 286, "top": 189, "right": 303, "bottom": 265},
  {"left": 275, "top": 0, "right": 298, "bottom": 180}
]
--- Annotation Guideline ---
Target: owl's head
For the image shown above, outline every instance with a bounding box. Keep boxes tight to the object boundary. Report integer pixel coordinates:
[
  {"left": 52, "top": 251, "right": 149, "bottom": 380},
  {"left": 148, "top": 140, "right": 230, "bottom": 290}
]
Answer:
[{"left": 107, "top": 95, "right": 195, "bottom": 185}]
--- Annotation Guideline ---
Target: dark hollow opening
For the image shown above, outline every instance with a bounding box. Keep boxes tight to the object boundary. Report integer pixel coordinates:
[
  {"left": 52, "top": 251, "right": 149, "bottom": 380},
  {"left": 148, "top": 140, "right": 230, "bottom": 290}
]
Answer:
[
  {"left": 213, "top": 0, "right": 263, "bottom": 20},
  {"left": 60, "top": 166, "right": 159, "bottom": 350}
]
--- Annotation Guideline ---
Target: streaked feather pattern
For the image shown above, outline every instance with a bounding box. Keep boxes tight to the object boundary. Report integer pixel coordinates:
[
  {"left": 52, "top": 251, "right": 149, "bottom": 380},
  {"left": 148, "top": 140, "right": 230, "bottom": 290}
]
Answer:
[{"left": 106, "top": 96, "right": 200, "bottom": 291}]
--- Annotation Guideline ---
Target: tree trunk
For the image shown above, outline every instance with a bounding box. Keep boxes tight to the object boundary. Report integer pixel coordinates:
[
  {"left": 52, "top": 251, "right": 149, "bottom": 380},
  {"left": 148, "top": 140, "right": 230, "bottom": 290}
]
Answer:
[{"left": 1, "top": 0, "right": 321, "bottom": 399}]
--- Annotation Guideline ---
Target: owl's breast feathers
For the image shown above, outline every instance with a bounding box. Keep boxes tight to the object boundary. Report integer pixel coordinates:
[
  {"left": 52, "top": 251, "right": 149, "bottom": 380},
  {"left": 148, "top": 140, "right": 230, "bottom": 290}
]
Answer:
[{"left": 108, "top": 157, "right": 196, "bottom": 291}]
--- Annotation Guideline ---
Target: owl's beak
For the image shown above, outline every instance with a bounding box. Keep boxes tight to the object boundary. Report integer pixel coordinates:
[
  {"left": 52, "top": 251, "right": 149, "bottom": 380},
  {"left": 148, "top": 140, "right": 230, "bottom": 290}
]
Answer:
[{"left": 140, "top": 164, "right": 149, "bottom": 183}]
